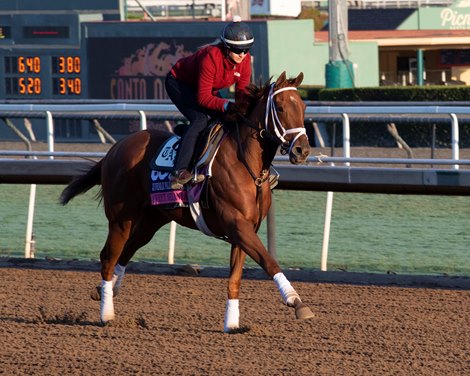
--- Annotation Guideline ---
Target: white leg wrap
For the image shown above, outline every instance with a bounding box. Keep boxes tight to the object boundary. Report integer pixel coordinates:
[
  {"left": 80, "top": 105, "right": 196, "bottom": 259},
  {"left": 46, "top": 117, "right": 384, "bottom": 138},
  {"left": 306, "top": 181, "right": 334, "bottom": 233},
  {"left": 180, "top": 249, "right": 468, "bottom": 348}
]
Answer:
[
  {"left": 100, "top": 280, "right": 115, "bottom": 323},
  {"left": 273, "top": 272, "right": 300, "bottom": 307},
  {"left": 224, "top": 299, "right": 240, "bottom": 332},
  {"left": 111, "top": 264, "right": 126, "bottom": 295}
]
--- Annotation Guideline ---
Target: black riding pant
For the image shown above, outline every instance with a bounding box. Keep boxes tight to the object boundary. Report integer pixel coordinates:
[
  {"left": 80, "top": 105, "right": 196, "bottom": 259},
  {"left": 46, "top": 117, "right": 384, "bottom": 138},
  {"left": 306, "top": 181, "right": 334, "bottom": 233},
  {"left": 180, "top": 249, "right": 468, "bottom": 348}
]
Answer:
[{"left": 165, "top": 72, "right": 213, "bottom": 172}]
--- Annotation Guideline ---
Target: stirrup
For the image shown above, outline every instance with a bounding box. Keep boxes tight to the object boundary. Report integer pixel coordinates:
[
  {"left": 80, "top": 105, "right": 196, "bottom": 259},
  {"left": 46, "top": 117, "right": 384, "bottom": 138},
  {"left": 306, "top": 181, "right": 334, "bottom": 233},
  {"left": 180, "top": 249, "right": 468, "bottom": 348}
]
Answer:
[
  {"left": 192, "top": 173, "right": 205, "bottom": 184},
  {"left": 269, "top": 167, "right": 280, "bottom": 189}
]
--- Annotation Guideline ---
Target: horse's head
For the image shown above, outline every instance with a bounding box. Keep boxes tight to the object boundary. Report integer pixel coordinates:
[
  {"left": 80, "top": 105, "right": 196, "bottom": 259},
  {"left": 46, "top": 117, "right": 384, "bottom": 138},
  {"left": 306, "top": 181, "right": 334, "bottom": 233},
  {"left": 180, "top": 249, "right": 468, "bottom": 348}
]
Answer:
[{"left": 264, "top": 71, "right": 310, "bottom": 164}]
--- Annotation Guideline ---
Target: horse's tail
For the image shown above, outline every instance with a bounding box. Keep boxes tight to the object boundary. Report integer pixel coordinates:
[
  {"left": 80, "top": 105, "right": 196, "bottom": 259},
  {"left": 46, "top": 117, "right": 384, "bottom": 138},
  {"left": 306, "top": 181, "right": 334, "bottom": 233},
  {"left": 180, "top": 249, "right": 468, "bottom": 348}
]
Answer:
[{"left": 59, "top": 160, "right": 102, "bottom": 205}]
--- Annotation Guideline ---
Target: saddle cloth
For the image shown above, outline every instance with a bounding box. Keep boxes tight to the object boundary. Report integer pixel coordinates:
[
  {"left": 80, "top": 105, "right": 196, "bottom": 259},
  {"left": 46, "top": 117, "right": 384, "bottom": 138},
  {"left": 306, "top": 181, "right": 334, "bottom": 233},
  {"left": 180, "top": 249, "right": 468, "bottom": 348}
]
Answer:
[{"left": 149, "top": 121, "right": 226, "bottom": 208}]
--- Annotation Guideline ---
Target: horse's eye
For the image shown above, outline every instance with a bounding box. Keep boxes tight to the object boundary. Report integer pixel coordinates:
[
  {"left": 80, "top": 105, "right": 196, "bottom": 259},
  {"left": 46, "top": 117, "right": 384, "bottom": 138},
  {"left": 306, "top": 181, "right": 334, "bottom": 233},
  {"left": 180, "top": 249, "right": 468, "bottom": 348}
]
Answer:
[{"left": 276, "top": 106, "right": 284, "bottom": 112}]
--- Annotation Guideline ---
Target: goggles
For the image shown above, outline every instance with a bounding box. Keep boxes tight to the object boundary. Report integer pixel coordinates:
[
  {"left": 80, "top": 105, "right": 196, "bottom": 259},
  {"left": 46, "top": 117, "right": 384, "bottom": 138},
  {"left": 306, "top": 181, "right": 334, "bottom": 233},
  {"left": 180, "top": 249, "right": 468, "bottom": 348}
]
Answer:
[{"left": 229, "top": 46, "right": 250, "bottom": 55}]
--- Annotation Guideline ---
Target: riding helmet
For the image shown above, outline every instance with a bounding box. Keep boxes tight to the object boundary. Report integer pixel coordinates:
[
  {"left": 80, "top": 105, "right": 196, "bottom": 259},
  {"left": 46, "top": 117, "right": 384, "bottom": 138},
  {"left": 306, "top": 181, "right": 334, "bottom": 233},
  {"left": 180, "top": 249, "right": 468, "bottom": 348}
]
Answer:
[{"left": 220, "top": 16, "right": 254, "bottom": 50}]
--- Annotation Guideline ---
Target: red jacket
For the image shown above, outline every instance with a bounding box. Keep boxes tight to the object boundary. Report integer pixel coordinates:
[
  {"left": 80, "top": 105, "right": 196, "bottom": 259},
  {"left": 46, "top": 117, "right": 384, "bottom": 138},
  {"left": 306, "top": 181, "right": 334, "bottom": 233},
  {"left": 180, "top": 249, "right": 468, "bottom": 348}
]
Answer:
[{"left": 170, "top": 44, "right": 251, "bottom": 113}]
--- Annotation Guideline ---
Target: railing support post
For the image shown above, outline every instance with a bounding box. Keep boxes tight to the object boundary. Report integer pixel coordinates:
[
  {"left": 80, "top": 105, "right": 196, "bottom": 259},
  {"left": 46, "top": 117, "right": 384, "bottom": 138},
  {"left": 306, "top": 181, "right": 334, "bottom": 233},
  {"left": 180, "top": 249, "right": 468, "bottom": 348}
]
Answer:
[
  {"left": 139, "top": 110, "right": 147, "bottom": 130},
  {"left": 450, "top": 113, "right": 459, "bottom": 170},
  {"left": 46, "top": 111, "right": 54, "bottom": 157},
  {"left": 321, "top": 191, "right": 334, "bottom": 271},
  {"left": 25, "top": 111, "right": 53, "bottom": 258},
  {"left": 267, "top": 202, "right": 277, "bottom": 260},
  {"left": 24, "top": 184, "right": 36, "bottom": 258},
  {"left": 320, "top": 113, "right": 350, "bottom": 271},
  {"left": 168, "top": 221, "right": 176, "bottom": 264}
]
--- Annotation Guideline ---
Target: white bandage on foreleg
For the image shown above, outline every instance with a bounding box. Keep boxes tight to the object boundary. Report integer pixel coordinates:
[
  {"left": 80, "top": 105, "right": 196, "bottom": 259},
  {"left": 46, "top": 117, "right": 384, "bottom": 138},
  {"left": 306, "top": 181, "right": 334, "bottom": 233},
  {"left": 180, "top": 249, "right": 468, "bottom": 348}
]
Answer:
[
  {"left": 273, "top": 272, "right": 300, "bottom": 307},
  {"left": 224, "top": 299, "right": 240, "bottom": 332},
  {"left": 100, "top": 280, "right": 115, "bottom": 323},
  {"left": 112, "top": 264, "right": 126, "bottom": 292}
]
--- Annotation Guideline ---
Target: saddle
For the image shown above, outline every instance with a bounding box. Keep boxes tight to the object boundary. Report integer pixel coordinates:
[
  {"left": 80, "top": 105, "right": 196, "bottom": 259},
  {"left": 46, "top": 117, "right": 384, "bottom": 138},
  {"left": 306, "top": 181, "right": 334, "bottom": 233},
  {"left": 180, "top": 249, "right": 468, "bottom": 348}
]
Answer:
[
  {"left": 151, "top": 120, "right": 225, "bottom": 173},
  {"left": 194, "top": 121, "right": 226, "bottom": 170}
]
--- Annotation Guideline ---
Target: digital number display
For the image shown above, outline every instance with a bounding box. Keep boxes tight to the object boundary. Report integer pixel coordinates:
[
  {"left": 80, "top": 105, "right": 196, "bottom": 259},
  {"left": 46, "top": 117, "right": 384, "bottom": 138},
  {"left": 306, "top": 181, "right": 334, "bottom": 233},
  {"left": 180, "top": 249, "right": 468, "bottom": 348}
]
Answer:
[
  {"left": 18, "top": 56, "right": 41, "bottom": 73},
  {"left": 52, "top": 56, "right": 82, "bottom": 95},
  {"left": 53, "top": 77, "right": 82, "bottom": 95},
  {"left": 3, "top": 55, "right": 83, "bottom": 97},
  {"left": 4, "top": 56, "right": 43, "bottom": 95},
  {"left": 52, "top": 55, "right": 81, "bottom": 74},
  {"left": 19, "top": 77, "right": 42, "bottom": 94}
]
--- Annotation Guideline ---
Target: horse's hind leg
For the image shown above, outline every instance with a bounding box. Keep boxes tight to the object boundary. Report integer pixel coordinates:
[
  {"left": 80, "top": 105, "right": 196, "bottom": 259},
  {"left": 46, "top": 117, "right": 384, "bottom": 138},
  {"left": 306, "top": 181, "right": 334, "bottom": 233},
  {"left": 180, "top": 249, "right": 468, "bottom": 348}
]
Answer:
[
  {"left": 224, "top": 245, "right": 246, "bottom": 332},
  {"left": 99, "top": 219, "right": 132, "bottom": 323},
  {"left": 112, "top": 209, "right": 170, "bottom": 295},
  {"left": 100, "top": 209, "right": 170, "bottom": 323}
]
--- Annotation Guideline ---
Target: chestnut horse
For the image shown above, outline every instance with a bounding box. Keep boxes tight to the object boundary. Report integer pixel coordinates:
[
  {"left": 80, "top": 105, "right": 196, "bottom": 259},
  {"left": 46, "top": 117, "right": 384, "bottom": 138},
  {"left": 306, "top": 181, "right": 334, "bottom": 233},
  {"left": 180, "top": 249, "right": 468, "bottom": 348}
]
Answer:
[{"left": 60, "top": 71, "right": 314, "bottom": 332}]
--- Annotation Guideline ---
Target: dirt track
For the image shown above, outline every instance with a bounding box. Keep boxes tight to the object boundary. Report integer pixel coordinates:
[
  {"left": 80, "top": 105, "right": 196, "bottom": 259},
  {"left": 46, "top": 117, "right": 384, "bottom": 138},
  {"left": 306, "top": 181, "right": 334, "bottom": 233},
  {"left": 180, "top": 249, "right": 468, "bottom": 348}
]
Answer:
[{"left": 0, "top": 259, "right": 468, "bottom": 375}]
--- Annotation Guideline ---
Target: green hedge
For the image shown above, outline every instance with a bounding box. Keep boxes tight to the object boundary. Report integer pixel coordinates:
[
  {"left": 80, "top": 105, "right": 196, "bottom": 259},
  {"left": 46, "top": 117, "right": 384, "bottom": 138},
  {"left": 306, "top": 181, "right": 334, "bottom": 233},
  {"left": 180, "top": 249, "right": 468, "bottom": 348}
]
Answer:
[
  {"left": 298, "top": 86, "right": 470, "bottom": 147},
  {"left": 299, "top": 85, "right": 470, "bottom": 101}
]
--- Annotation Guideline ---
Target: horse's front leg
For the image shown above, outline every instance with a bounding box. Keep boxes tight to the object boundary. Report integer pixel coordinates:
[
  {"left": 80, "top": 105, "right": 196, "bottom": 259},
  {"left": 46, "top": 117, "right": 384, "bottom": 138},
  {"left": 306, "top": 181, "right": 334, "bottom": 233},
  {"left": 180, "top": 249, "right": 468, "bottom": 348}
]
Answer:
[
  {"left": 224, "top": 245, "right": 246, "bottom": 332},
  {"left": 232, "top": 221, "right": 315, "bottom": 320}
]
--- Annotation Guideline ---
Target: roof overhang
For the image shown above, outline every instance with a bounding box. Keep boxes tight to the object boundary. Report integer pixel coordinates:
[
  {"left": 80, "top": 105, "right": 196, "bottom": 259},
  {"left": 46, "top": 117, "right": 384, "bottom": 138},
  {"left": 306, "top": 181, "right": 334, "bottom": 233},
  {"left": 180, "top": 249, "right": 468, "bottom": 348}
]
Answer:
[{"left": 316, "top": 30, "right": 470, "bottom": 50}]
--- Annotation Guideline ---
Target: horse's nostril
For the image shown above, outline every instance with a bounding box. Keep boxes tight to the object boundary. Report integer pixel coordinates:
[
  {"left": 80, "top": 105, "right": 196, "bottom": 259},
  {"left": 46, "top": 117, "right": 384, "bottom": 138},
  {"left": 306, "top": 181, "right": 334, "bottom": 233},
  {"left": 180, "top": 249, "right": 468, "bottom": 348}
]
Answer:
[{"left": 295, "top": 146, "right": 308, "bottom": 156}]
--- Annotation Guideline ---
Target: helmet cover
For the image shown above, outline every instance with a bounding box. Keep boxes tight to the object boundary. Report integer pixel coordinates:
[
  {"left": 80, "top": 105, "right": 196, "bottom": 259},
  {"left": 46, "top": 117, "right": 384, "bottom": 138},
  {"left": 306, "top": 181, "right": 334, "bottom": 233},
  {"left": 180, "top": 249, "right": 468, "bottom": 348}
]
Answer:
[{"left": 221, "top": 18, "right": 254, "bottom": 50}]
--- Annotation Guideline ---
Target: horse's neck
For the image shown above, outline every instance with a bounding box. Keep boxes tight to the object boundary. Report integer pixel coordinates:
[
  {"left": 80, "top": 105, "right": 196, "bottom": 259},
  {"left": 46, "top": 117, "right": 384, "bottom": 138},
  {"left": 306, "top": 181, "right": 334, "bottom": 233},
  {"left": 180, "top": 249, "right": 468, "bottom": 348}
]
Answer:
[{"left": 235, "top": 118, "right": 277, "bottom": 171}]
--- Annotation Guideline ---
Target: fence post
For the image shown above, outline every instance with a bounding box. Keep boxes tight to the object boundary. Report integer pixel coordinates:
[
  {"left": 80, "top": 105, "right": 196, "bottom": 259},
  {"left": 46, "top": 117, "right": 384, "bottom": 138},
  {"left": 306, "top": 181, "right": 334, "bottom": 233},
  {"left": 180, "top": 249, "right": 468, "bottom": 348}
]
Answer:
[
  {"left": 450, "top": 113, "right": 459, "bottom": 170},
  {"left": 168, "top": 221, "right": 176, "bottom": 264},
  {"left": 320, "top": 113, "right": 350, "bottom": 271},
  {"left": 267, "top": 202, "right": 277, "bottom": 260},
  {"left": 139, "top": 110, "right": 147, "bottom": 130}
]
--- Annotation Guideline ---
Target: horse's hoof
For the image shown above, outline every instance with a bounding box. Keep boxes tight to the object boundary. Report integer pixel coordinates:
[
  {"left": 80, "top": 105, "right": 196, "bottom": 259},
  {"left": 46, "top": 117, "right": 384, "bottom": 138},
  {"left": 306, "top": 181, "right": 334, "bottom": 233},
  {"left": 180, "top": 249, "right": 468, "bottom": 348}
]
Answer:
[
  {"left": 294, "top": 300, "right": 315, "bottom": 320},
  {"left": 100, "top": 315, "right": 115, "bottom": 324},
  {"left": 90, "top": 285, "right": 101, "bottom": 301}
]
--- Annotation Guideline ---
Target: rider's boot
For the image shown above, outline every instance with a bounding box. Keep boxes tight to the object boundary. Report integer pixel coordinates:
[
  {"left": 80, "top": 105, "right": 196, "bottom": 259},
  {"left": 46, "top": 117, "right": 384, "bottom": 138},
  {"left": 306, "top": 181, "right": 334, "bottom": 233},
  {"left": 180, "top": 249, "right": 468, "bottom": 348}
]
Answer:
[{"left": 170, "top": 169, "right": 205, "bottom": 190}]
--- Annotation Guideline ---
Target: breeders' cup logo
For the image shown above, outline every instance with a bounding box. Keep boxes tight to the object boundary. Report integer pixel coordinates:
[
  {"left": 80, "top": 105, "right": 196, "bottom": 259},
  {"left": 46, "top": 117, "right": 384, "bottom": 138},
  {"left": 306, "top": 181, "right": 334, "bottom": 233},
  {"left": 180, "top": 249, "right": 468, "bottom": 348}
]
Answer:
[
  {"left": 160, "top": 144, "right": 177, "bottom": 162},
  {"left": 153, "top": 137, "right": 179, "bottom": 170}
]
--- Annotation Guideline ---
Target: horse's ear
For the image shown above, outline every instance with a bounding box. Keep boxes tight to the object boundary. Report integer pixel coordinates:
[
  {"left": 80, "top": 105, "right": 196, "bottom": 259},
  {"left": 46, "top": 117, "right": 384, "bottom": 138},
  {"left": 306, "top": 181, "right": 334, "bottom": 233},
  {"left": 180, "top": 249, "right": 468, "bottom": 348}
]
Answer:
[
  {"left": 275, "top": 71, "right": 287, "bottom": 87},
  {"left": 292, "top": 72, "right": 304, "bottom": 87}
]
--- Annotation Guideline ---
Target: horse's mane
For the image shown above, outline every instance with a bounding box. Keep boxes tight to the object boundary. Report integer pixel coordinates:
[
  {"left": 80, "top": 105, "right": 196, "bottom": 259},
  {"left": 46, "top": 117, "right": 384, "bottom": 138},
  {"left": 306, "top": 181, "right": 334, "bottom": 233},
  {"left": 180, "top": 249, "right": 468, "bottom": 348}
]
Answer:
[
  {"left": 224, "top": 73, "right": 301, "bottom": 122},
  {"left": 241, "top": 74, "right": 294, "bottom": 117},
  {"left": 242, "top": 78, "right": 271, "bottom": 116}
]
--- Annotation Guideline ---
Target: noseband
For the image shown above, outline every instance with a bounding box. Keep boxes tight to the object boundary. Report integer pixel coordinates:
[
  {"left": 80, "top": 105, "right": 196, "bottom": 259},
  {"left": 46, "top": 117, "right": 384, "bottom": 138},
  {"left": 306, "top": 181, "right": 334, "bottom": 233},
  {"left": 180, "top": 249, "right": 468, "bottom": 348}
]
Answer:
[{"left": 264, "top": 83, "right": 307, "bottom": 155}]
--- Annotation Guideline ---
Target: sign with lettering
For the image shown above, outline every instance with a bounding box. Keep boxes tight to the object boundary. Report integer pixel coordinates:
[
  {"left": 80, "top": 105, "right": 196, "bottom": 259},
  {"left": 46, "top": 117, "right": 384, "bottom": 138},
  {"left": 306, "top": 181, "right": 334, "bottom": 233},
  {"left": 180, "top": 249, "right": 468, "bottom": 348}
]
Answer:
[
  {"left": 418, "top": 1, "right": 470, "bottom": 30},
  {"left": 87, "top": 37, "right": 210, "bottom": 99}
]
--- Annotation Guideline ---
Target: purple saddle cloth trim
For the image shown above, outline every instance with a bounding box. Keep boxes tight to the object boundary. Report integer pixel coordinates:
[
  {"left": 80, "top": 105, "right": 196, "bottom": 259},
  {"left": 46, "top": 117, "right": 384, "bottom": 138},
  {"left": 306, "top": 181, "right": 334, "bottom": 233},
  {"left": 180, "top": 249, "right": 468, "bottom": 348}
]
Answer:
[{"left": 149, "top": 166, "right": 208, "bottom": 207}]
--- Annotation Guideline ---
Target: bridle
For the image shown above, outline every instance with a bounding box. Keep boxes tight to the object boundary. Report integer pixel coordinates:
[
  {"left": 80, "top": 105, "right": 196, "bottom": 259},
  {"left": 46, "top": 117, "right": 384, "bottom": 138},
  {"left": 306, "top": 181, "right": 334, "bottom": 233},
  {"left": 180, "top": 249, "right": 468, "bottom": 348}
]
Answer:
[
  {"left": 263, "top": 83, "right": 308, "bottom": 155},
  {"left": 232, "top": 82, "right": 309, "bottom": 186}
]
